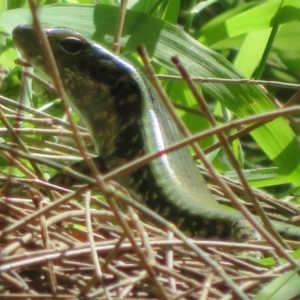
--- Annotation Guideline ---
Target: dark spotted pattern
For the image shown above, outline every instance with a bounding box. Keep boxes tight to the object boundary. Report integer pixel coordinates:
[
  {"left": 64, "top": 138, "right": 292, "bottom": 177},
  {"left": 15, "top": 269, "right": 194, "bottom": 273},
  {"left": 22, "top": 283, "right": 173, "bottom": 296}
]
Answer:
[{"left": 12, "top": 25, "right": 300, "bottom": 241}]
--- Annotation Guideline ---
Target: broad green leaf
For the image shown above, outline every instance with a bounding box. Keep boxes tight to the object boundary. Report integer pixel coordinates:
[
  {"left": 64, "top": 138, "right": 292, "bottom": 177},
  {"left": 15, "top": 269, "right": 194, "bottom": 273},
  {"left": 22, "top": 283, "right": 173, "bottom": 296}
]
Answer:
[
  {"left": 2, "top": 4, "right": 300, "bottom": 186},
  {"left": 0, "top": 0, "right": 6, "bottom": 12},
  {"left": 275, "top": 21, "right": 300, "bottom": 51},
  {"left": 234, "top": 28, "right": 272, "bottom": 77},
  {"left": 161, "top": 0, "right": 180, "bottom": 24},
  {"left": 254, "top": 270, "right": 300, "bottom": 300},
  {"left": 274, "top": 21, "right": 300, "bottom": 72},
  {"left": 200, "top": 0, "right": 300, "bottom": 46}
]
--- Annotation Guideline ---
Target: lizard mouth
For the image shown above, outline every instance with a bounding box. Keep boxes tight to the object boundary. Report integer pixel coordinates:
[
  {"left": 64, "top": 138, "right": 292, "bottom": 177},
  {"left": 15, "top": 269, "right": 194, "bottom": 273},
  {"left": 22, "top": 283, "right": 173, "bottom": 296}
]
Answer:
[
  {"left": 13, "top": 25, "right": 43, "bottom": 65},
  {"left": 12, "top": 24, "right": 52, "bottom": 75},
  {"left": 13, "top": 25, "right": 39, "bottom": 53}
]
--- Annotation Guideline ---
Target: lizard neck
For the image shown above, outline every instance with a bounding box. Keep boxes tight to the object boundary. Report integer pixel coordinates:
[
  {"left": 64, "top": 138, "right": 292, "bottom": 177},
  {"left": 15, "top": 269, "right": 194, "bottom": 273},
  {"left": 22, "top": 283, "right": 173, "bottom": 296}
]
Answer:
[{"left": 61, "top": 64, "right": 145, "bottom": 162}]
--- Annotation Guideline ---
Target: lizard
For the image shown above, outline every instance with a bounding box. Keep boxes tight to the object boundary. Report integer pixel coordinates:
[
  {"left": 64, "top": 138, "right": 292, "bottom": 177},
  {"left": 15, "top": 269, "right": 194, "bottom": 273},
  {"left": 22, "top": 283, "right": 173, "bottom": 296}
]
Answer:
[{"left": 12, "top": 24, "right": 300, "bottom": 241}]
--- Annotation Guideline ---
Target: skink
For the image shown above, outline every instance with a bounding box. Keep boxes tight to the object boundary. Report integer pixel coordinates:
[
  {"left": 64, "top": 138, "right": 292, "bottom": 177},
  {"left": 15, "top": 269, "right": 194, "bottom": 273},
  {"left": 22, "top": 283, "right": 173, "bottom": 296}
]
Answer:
[{"left": 12, "top": 24, "right": 300, "bottom": 240}]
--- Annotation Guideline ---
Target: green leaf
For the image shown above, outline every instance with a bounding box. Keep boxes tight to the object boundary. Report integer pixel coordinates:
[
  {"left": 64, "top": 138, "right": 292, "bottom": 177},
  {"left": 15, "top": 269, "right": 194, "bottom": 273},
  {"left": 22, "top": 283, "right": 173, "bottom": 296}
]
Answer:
[
  {"left": 0, "top": 66, "right": 22, "bottom": 100},
  {"left": 253, "top": 270, "right": 300, "bottom": 300},
  {"left": 161, "top": 0, "right": 180, "bottom": 24},
  {"left": 233, "top": 28, "right": 272, "bottom": 77},
  {"left": 200, "top": 0, "right": 300, "bottom": 46},
  {"left": 2, "top": 4, "right": 300, "bottom": 186}
]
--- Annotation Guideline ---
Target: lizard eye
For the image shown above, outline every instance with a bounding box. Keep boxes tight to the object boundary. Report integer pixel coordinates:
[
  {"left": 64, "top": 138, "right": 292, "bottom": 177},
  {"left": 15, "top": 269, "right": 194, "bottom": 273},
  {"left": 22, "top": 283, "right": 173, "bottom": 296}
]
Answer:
[{"left": 59, "top": 37, "right": 84, "bottom": 55}]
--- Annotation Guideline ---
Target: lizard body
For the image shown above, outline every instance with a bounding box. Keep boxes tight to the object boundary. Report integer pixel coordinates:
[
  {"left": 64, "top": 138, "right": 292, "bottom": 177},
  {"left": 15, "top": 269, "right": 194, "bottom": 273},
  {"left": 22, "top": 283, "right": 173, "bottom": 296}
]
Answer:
[{"left": 12, "top": 24, "right": 300, "bottom": 240}]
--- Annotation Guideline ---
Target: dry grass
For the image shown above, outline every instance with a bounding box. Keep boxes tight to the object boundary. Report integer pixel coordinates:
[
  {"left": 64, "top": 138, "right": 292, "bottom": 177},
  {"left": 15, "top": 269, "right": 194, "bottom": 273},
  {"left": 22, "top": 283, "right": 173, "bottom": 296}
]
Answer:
[{"left": 1, "top": 104, "right": 300, "bottom": 299}]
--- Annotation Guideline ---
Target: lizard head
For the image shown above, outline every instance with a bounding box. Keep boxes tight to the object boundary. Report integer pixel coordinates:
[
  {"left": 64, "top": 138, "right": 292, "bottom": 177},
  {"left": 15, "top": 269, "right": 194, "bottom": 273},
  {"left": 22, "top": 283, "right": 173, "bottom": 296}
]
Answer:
[
  {"left": 12, "top": 24, "right": 129, "bottom": 85},
  {"left": 12, "top": 25, "right": 144, "bottom": 158},
  {"left": 13, "top": 25, "right": 89, "bottom": 75}
]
